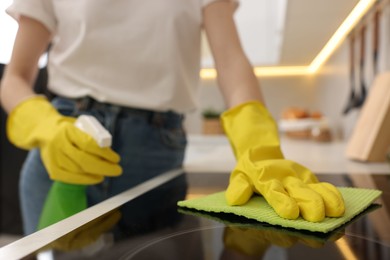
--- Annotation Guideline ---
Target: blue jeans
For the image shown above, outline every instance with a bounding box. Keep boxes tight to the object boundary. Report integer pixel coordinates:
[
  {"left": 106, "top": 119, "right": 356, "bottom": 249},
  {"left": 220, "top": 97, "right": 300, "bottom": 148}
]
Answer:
[{"left": 19, "top": 97, "right": 188, "bottom": 235}]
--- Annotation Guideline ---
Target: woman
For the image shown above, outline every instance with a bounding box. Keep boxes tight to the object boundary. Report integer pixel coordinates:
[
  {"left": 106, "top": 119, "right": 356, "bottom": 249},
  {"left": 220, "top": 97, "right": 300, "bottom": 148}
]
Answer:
[{"left": 1, "top": 0, "right": 344, "bottom": 236}]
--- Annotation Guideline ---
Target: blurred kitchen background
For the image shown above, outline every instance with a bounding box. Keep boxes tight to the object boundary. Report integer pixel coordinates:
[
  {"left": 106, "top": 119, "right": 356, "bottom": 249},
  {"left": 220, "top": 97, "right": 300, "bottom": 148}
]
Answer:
[
  {"left": 1, "top": 0, "right": 389, "bottom": 241},
  {"left": 190, "top": 0, "right": 389, "bottom": 141}
]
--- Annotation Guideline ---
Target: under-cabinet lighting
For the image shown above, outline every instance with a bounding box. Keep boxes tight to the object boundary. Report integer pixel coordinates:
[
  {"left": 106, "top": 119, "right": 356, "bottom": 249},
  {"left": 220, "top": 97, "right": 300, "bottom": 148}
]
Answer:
[
  {"left": 254, "top": 66, "right": 311, "bottom": 77},
  {"left": 200, "top": 66, "right": 310, "bottom": 80},
  {"left": 308, "top": 0, "right": 376, "bottom": 72},
  {"left": 200, "top": 0, "right": 376, "bottom": 79}
]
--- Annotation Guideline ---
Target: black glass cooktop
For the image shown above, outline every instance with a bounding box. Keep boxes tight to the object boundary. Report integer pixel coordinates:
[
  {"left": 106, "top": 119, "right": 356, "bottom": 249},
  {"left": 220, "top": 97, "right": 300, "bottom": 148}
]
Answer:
[{"left": 11, "top": 172, "right": 390, "bottom": 259}]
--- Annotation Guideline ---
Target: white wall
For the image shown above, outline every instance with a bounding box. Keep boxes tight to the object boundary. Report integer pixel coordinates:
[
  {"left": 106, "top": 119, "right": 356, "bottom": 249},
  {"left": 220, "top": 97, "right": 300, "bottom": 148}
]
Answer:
[
  {"left": 185, "top": 74, "right": 323, "bottom": 135},
  {"left": 0, "top": 1, "right": 47, "bottom": 66},
  {"left": 185, "top": 41, "right": 347, "bottom": 136},
  {"left": 185, "top": 42, "right": 359, "bottom": 140},
  {"left": 0, "top": 0, "right": 18, "bottom": 64},
  {"left": 313, "top": 42, "right": 351, "bottom": 139}
]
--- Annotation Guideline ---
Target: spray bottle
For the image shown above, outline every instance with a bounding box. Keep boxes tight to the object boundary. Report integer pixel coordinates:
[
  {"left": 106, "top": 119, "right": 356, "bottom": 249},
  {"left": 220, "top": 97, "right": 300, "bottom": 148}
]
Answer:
[{"left": 38, "top": 115, "right": 112, "bottom": 229}]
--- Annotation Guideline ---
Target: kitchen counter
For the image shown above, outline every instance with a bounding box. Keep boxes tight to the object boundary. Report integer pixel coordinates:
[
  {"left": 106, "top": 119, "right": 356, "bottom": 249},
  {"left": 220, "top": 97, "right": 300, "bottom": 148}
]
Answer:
[
  {"left": 184, "top": 134, "right": 390, "bottom": 174},
  {"left": 0, "top": 170, "right": 389, "bottom": 260},
  {"left": 0, "top": 135, "right": 389, "bottom": 259}
]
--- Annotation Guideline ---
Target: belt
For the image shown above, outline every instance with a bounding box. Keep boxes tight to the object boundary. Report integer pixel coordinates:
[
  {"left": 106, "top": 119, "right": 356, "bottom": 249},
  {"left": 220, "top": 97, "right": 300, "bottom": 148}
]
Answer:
[{"left": 74, "top": 96, "right": 183, "bottom": 125}]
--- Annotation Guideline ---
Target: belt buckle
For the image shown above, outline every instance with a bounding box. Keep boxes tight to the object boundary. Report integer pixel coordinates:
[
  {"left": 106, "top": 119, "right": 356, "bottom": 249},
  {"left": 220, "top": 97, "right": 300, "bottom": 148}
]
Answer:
[{"left": 76, "top": 97, "right": 92, "bottom": 111}]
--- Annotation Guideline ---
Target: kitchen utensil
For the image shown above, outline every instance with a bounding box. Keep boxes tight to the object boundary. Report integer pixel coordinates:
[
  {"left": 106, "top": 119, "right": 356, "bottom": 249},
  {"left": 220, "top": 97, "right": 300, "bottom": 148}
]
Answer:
[
  {"left": 356, "top": 25, "right": 367, "bottom": 108},
  {"left": 373, "top": 4, "right": 380, "bottom": 76},
  {"left": 343, "top": 33, "right": 358, "bottom": 114}
]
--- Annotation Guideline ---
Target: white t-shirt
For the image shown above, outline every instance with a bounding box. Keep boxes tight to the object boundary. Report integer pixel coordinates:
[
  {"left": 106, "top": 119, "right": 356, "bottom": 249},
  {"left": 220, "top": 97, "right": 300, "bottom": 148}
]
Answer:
[{"left": 7, "top": 0, "right": 237, "bottom": 113}]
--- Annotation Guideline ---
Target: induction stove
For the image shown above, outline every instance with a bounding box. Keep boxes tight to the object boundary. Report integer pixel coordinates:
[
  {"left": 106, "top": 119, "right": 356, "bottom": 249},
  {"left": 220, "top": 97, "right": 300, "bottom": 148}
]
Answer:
[{"left": 0, "top": 170, "right": 389, "bottom": 260}]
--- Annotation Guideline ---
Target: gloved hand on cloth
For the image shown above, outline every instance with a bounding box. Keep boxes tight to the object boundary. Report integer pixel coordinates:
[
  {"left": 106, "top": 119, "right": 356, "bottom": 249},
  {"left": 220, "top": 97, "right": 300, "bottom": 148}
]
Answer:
[
  {"left": 221, "top": 101, "right": 345, "bottom": 222},
  {"left": 222, "top": 225, "right": 344, "bottom": 258},
  {"left": 7, "top": 96, "right": 122, "bottom": 184}
]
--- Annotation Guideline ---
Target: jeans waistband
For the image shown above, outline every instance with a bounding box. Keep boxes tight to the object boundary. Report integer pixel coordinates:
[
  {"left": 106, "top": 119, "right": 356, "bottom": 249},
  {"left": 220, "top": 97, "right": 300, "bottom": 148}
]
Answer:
[{"left": 74, "top": 96, "right": 183, "bottom": 123}]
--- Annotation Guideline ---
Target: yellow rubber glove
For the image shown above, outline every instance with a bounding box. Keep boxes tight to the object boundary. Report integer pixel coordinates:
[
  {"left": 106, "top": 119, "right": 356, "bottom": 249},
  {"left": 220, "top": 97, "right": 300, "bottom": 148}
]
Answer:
[
  {"left": 7, "top": 96, "right": 122, "bottom": 184},
  {"left": 222, "top": 101, "right": 345, "bottom": 222}
]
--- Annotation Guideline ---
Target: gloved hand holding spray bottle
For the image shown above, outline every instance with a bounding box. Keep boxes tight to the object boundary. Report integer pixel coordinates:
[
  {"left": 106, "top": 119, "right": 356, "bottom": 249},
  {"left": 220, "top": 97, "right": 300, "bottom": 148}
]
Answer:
[
  {"left": 38, "top": 114, "right": 116, "bottom": 229},
  {"left": 6, "top": 96, "right": 122, "bottom": 229}
]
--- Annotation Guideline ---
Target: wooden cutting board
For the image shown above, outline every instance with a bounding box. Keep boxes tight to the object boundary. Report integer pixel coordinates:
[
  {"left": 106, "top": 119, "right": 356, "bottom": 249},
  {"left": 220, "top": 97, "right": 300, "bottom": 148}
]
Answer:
[{"left": 346, "top": 71, "right": 390, "bottom": 162}]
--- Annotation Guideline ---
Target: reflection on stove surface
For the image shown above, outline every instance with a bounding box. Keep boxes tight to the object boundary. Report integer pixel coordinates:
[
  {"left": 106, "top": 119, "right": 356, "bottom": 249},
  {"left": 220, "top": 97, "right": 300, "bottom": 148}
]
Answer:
[{"left": 34, "top": 174, "right": 390, "bottom": 260}]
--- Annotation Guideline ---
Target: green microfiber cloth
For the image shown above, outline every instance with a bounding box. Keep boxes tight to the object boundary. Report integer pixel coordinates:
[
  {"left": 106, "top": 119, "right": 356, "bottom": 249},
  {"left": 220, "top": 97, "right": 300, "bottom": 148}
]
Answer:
[
  {"left": 178, "top": 204, "right": 381, "bottom": 244},
  {"left": 178, "top": 187, "right": 382, "bottom": 233}
]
